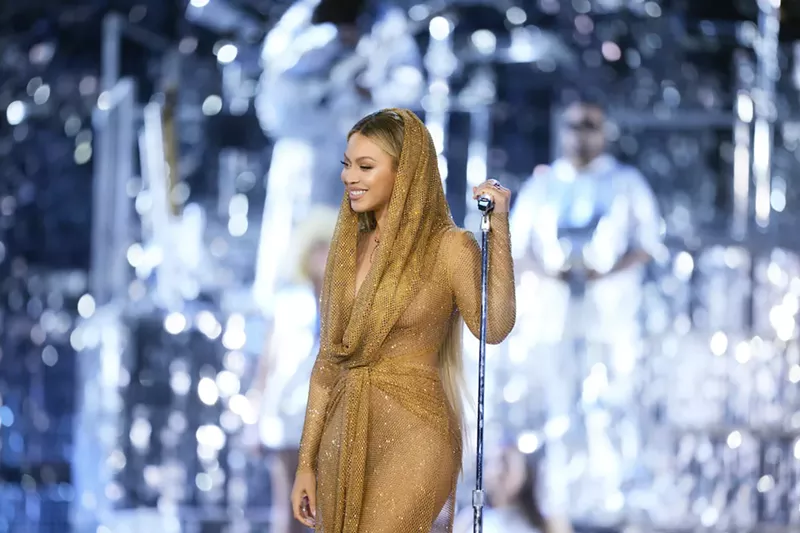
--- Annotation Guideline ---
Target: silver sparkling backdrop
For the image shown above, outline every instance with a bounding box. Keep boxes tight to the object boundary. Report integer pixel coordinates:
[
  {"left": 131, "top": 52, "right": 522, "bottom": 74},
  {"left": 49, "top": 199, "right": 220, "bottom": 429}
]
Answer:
[
  {"left": 3, "top": 0, "right": 800, "bottom": 531},
  {"left": 464, "top": 0, "right": 800, "bottom": 531},
  {"left": 0, "top": 13, "right": 97, "bottom": 532}
]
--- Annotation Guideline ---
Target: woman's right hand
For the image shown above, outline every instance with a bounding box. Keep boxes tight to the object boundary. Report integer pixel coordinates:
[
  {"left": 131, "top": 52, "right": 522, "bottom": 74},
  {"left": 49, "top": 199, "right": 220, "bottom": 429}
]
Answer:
[{"left": 291, "top": 470, "right": 317, "bottom": 528}]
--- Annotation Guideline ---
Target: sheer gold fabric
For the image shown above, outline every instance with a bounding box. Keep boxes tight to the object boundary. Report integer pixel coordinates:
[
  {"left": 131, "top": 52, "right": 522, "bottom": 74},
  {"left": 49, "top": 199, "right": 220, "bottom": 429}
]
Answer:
[{"left": 296, "top": 108, "right": 516, "bottom": 533}]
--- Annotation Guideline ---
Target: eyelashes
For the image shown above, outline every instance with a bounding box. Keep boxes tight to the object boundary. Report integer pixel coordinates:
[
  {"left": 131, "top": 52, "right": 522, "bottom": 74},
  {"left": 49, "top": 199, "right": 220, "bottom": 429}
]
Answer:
[{"left": 341, "top": 161, "right": 373, "bottom": 171}]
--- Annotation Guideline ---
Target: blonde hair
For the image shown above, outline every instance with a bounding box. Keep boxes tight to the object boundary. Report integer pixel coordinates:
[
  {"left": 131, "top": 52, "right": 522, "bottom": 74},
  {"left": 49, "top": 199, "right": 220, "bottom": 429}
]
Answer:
[{"left": 347, "top": 110, "right": 468, "bottom": 444}]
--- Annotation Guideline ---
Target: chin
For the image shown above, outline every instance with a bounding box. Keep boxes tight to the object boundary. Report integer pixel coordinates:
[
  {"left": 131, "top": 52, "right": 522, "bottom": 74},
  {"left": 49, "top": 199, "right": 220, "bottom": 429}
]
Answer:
[
  {"left": 349, "top": 200, "right": 372, "bottom": 213},
  {"left": 349, "top": 194, "right": 381, "bottom": 213}
]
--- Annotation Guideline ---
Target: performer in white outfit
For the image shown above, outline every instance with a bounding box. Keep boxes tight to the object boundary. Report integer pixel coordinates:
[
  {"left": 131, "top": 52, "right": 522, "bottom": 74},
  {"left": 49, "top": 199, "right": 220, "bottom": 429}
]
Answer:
[
  {"left": 454, "top": 444, "right": 547, "bottom": 533},
  {"left": 252, "top": 0, "right": 424, "bottom": 307},
  {"left": 510, "top": 95, "right": 664, "bottom": 524}
]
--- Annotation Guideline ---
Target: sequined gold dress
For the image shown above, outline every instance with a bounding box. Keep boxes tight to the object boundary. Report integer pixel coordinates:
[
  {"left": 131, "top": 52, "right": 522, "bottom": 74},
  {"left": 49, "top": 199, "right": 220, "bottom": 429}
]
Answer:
[{"left": 296, "top": 109, "right": 516, "bottom": 533}]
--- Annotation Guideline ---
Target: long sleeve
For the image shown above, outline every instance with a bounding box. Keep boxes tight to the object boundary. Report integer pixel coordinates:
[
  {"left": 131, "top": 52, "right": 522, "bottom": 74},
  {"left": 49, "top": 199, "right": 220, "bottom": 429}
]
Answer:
[
  {"left": 369, "top": 39, "right": 424, "bottom": 109},
  {"left": 255, "top": 43, "right": 342, "bottom": 141},
  {"left": 626, "top": 170, "right": 663, "bottom": 258},
  {"left": 510, "top": 175, "right": 543, "bottom": 262},
  {"left": 256, "top": 2, "right": 344, "bottom": 140},
  {"left": 367, "top": 10, "right": 424, "bottom": 109},
  {"left": 296, "top": 349, "right": 339, "bottom": 473},
  {"left": 446, "top": 213, "right": 516, "bottom": 344}
]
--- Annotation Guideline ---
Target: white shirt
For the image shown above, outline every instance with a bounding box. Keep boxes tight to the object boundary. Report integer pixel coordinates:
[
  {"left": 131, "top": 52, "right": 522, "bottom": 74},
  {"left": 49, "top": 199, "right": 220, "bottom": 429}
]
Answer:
[{"left": 510, "top": 155, "right": 663, "bottom": 342}]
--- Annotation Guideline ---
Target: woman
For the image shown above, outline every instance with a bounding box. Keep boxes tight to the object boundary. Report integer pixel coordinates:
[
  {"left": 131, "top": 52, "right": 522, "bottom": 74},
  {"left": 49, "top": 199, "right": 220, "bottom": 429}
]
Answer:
[
  {"left": 454, "top": 445, "right": 547, "bottom": 533},
  {"left": 290, "top": 108, "right": 516, "bottom": 532}
]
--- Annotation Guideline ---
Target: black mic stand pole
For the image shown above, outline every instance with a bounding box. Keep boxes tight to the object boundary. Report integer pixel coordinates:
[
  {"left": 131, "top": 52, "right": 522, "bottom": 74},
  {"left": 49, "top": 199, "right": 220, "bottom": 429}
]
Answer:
[{"left": 472, "top": 194, "right": 494, "bottom": 533}]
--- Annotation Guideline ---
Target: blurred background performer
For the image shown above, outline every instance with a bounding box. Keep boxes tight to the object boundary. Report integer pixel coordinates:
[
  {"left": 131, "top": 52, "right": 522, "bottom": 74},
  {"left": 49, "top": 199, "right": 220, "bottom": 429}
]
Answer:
[
  {"left": 252, "top": 0, "right": 424, "bottom": 308},
  {"left": 510, "top": 94, "right": 663, "bottom": 523},
  {"left": 246, "top": 205, "right": 338, "bottom": 533},
  {"left": 453, "top": 442, "right": 547, "bottom": 533}
]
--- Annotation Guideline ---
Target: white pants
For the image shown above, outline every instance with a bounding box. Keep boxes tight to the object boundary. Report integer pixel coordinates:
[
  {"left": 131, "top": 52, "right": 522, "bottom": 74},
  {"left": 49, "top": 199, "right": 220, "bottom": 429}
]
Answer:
[{"left": 524, "top": 293, "right": 644, "bottom": 523}]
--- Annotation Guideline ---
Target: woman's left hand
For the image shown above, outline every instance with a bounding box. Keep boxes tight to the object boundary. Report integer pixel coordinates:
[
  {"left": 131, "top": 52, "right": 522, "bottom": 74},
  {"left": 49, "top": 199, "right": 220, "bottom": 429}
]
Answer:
[{"left": 472, "top": 179, "right": 511, "bottom": 213}]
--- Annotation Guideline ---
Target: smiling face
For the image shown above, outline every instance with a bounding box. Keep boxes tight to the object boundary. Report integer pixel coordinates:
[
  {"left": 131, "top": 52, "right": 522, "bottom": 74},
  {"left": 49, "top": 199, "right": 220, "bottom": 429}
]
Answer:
[{"left": 341, "top": 132, "right": 397, "bottom": 216}]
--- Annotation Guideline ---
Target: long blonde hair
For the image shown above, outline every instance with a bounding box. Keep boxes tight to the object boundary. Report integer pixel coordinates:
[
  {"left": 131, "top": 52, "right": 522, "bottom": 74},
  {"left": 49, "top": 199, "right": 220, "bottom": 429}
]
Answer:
[
  {"left": 347, "top": 111, "right": 468, "bottom": 442},
  {"left": 439, "top": 313, "right": 469, "bottom": 449}
]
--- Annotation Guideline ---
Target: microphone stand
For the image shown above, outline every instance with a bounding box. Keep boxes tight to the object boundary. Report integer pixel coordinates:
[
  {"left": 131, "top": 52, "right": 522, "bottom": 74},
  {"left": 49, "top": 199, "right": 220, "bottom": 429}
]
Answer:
[{"left": 472, "top": 194, "right": 494, "bottom": 533}]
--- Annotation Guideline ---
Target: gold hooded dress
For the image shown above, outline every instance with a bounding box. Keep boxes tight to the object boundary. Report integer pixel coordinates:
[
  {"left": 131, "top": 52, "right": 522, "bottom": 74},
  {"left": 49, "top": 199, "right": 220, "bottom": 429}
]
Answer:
[{"left": 296, "top": 109, "right": 516, "bottom": 532}]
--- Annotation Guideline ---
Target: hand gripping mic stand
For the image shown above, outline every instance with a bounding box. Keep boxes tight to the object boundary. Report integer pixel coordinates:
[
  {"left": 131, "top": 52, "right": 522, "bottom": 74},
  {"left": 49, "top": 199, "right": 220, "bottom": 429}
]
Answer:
[{"left": 472, "top": 194, "right": 494, "bottom": 533}]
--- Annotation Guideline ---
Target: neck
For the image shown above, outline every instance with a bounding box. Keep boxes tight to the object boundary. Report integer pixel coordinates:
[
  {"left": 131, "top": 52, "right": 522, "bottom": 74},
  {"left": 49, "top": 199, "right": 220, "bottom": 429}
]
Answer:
[
  {"left": 373, "top": 205, "right": 388, "bottom": 235},
  {"left": 569, "top": 152, "right": 603, "bottom": 170},
  {"left": 569, "top": 157, "right": 591, "bottom": 170}
]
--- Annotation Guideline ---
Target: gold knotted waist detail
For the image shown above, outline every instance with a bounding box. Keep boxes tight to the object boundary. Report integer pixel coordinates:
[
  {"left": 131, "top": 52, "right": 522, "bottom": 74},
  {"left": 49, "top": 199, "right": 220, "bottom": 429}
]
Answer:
[{"left": 324, "top": 353, "right": 451, "bottom": 533}]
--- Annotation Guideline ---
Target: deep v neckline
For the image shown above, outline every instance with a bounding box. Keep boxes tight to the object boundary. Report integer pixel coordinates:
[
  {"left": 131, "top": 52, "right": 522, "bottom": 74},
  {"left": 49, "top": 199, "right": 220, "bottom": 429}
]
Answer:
[
  {"left": 353, "top": 232, "right": 377, "bottom": 301},
  {"left": 353, "top": 265, "right": 369, "bottom": 301}
]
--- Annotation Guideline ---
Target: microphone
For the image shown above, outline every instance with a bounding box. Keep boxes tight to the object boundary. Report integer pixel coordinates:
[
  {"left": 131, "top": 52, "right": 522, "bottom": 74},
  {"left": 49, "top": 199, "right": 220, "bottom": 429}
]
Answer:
[{"left": 477, "top": 195, "right": 494, "bottom": 213}]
